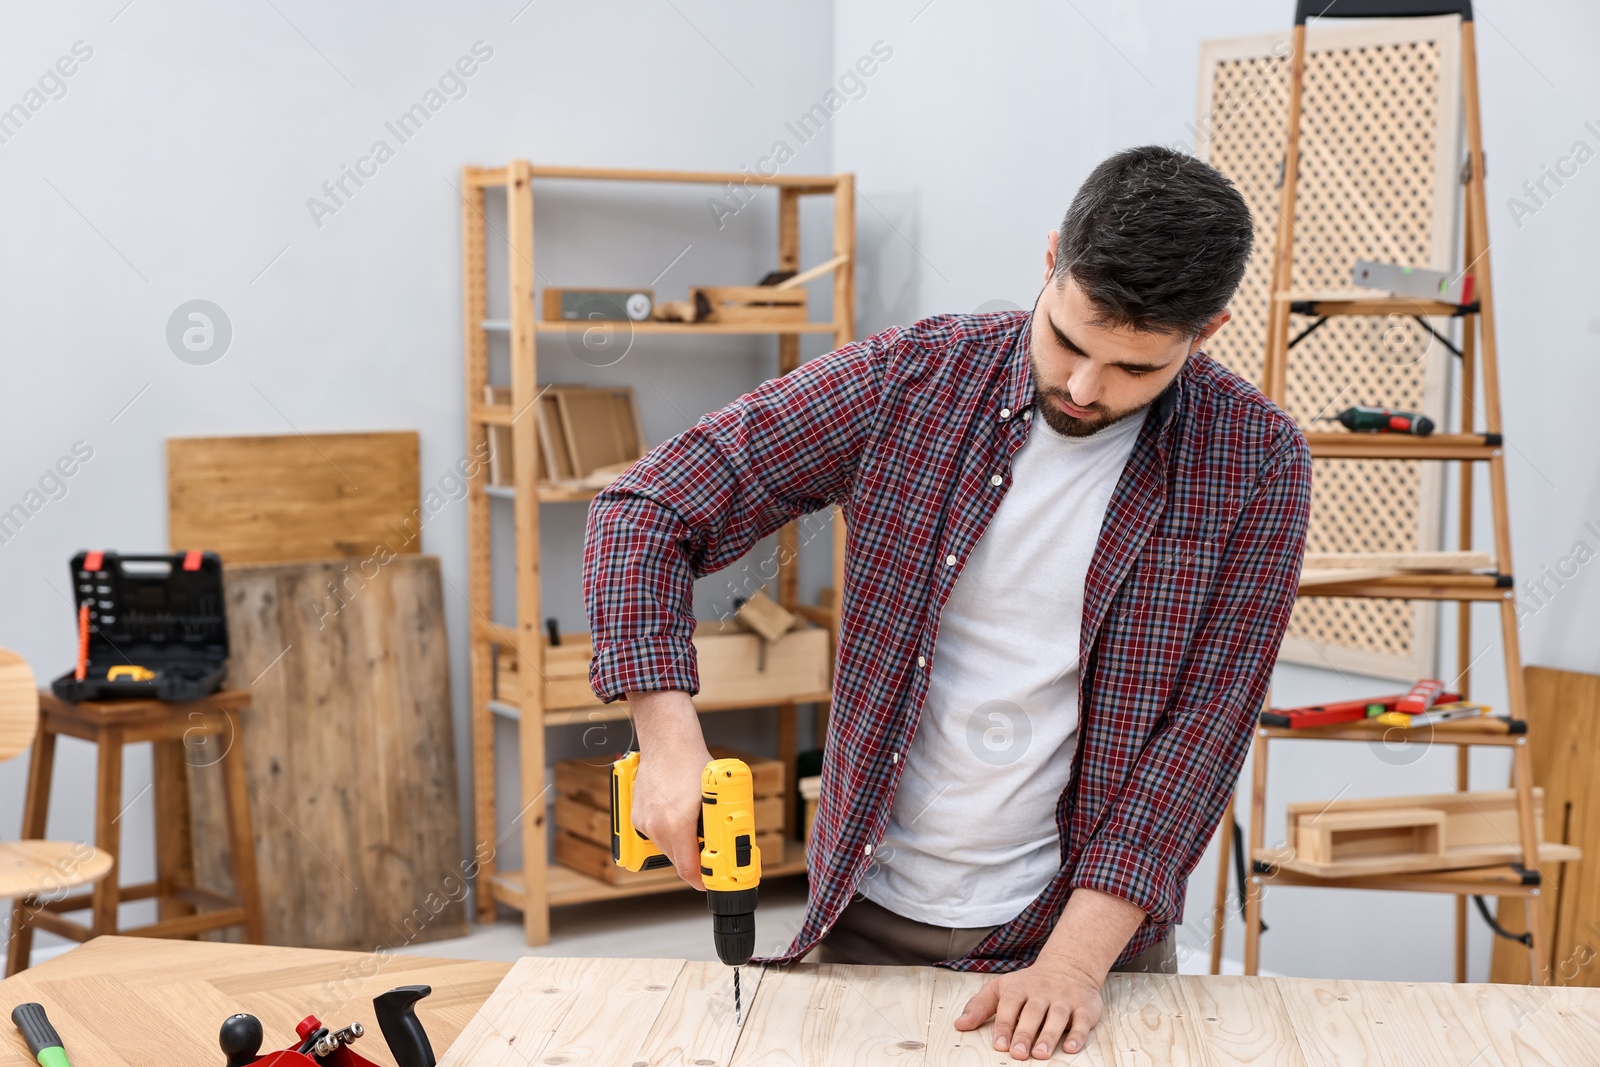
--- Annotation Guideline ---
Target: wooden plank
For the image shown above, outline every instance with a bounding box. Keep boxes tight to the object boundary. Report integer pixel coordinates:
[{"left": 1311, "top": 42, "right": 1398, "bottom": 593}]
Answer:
[
  {"left": 526, "top": 164, "right": 840, "bottom": 189},
  {"left": 1301, "top": 550, "right": 1492, "bottom": 572},
  {"left": 1271, "top": 976, "right": 1524, "bottom": 1066},
  {"left": 166, "top": 432, "right": 420, "bottom": 565},
  {"left": 1098, "top": 972, "right": 1209, "bottom": 1065},
  {"left": 463, "top": 166, "right": 498, "bottom": 921},
  {"left": 1174, "top": 975, "right": 1307, "bottom": 1066},
  {"left": 437, "top": 956, "right": 681, "bottom": 1067},
  {"left": 1493, "top": 665, "right": 1600, "bottom": 984},
  {"left": 635, "top": 960, "right": 763, "bottom": 1067},
  {"left": 187, "top": 556, "right": 466, "bottom": 950},
  {"left": 726, "top": 962, "right": 937, "bottom": 1066}
]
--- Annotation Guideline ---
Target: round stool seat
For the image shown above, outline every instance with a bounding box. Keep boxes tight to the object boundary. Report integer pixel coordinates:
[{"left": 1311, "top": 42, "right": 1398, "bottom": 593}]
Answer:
[{"left": 0, "top": 840, "right": 114, "bottom": 898}]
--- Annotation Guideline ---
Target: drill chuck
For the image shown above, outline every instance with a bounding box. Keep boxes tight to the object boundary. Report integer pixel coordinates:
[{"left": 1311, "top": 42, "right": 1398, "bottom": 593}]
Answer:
[{"left": 709, "top": 886, "right": 759, "bottom": 966}]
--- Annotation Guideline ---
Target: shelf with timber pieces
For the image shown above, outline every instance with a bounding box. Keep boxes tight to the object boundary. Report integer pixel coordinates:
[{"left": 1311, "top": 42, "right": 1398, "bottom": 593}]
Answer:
[
  {"left": 1207, "top": 2, "right": 1573, "bottom": 986},
  {"left": 459, "top": 161, "right": 854, "bottom": 944}
]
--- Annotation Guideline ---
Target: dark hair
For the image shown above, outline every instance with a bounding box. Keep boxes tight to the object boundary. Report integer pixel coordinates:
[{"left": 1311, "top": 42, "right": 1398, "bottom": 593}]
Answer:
[{"left": 1052, "top": 145, "right": 1254, "bottom": 337}]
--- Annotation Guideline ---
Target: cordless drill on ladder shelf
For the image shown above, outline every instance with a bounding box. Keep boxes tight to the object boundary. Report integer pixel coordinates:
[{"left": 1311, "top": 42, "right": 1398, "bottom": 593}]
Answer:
[{"left": 612, "top": 751, "right": 762, "bottom": 1024}]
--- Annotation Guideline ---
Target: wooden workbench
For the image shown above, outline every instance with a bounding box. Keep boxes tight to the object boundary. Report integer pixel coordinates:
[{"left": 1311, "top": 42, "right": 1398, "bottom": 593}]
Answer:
[
  {"left": 0, "top": 937, "right": 509, "bottom": 1066},
  {"left": 444, "top": 956, "right": 1600, "bottom": 1066},
  {"left": 4, "top": 939, "right": 1599, "bottom": 1065}
]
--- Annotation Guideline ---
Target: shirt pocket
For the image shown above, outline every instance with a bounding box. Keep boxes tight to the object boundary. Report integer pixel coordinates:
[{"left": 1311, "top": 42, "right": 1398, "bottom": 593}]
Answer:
[{"left": 1117, "top": 535, "right": 1226, "bottom": 653}]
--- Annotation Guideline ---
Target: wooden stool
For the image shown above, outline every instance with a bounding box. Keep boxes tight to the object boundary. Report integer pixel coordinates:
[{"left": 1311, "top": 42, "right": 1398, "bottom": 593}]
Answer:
[{"left": 9, "top": 689, "right": 265, "bottom": 963}]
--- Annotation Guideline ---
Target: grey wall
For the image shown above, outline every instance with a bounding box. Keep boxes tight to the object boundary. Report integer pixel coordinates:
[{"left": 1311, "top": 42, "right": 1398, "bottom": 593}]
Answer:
[
  {"left": 0, "top": 0, "right": 839, "bottom": 947},
  {"left": 832, "top": 0, "right": 1600, "bottom": 981}
]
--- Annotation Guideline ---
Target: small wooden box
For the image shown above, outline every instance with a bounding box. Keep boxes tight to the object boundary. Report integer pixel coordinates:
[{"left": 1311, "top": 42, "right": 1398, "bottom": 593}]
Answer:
[
  {"left": 1266, "top": 788, "right": 1568, "bottom": 878},
  {"left": 1296, "top": 807, "right": 1446, "bottom": 865},
  {"left": 691, "top": 285, "right": 807, "bottom": 326}
]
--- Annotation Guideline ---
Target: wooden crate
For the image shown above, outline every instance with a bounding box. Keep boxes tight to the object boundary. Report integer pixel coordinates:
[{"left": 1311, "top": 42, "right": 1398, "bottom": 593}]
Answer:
[
  {"left": 800, "top": 775, "right": 820, "bottom": 844},
  {"left": 691, "top": 285, "right": 807, "bottom": 326},
  {"left": 556, "top": 793, "right": 786, "bottom": 849},
  {"left": 554, "top": 748, "right": 784, "bottom": 809},
  {"left": 556, "top": 829, "right": 785, "bottom": 886},
  {"left": 508, "top": 623, "right": 830, "bottom": 715}
]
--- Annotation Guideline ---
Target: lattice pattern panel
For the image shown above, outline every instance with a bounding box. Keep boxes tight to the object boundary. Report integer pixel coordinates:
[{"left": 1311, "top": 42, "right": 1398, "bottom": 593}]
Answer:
[{"left": 1197, "top": 20, "right": 1461, "bottom": 680}]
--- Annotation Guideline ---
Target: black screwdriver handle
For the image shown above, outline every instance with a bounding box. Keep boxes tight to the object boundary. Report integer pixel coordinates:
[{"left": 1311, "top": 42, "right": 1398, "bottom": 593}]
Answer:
[
  {"left": 11, "top": 1003, "right": 65, "bottom": 1061},
  {"left": 373, "top": 985, "right": 435, "bottom": 1067}
]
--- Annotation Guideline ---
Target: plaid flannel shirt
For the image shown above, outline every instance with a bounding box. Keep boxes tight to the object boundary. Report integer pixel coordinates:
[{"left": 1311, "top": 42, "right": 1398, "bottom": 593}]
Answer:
[{"left": 583, "top": 309, "right": 1311, "bottom": 971}]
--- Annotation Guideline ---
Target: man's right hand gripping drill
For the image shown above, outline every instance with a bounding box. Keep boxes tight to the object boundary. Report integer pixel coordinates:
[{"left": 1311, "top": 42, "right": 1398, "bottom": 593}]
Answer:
[{"left": 626, "top": 689, "right": 714, "bottom": 892}]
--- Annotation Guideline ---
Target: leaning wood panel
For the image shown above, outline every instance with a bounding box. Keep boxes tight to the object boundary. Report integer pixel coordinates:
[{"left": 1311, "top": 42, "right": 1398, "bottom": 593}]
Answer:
[
  {"left": 1492, "top": 665, "right": 1600, "bottom": 985},
  {"left": 167, "top": 431, "right": 421, "bottom": 565},
  {"left": 1197, "top": 19, "right": 1462, "bottom": 680},
  {"left": 187, "top": 554, "right": 466, "bottom": 950}
]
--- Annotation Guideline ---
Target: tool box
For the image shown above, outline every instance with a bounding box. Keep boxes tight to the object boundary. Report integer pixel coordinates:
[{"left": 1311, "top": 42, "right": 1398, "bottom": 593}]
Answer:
[{"left": 50, "top": 549, "right": 229, "bottom": 703}]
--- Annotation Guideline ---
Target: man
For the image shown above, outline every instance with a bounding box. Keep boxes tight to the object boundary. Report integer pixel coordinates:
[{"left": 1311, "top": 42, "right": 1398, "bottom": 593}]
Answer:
[{"left": 582, "top": 145, "right": 1311, "bottom": 1060}]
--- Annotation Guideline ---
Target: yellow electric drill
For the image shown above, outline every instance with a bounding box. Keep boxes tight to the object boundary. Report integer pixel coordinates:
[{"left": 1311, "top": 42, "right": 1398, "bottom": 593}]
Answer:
[{"left": 612, "top": 751, "right": 762, "bottom": 1016}]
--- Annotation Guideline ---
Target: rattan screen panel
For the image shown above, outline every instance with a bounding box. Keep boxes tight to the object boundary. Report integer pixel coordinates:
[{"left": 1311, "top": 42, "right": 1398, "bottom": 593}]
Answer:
[{"left": 1196, "top": 18, "right": 1462, "bottom": 681}]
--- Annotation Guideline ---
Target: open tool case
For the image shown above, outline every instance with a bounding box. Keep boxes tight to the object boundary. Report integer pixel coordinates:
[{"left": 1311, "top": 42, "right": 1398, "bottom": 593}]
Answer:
[{"left": 51, "top": 549, "right": 229, "bottom": 703}]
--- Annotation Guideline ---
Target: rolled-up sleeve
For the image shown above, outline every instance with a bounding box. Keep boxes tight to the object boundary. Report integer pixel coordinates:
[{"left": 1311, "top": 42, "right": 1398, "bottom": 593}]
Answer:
[
  {"left": 1067, "top": 429, "right": 1312, "bottom": 925},
  {"left": 582, "top": 327, "right": 895, "bottom": 703}
]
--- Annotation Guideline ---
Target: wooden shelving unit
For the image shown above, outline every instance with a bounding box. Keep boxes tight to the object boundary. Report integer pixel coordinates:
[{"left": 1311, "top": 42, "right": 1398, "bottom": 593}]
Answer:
[{"left": 458, "top": 161, "right": 855, "bottom": 944}]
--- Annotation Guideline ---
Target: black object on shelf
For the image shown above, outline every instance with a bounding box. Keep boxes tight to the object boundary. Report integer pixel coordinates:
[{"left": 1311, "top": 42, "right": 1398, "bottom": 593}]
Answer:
[{"left": 50, "top": 549, "right": 229, "bottom": 703}]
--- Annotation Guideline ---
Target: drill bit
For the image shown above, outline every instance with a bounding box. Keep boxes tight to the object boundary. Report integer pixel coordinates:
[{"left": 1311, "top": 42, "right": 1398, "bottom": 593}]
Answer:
[{"left": 733, "top": 968, "right": 741, "bottom": 1026}]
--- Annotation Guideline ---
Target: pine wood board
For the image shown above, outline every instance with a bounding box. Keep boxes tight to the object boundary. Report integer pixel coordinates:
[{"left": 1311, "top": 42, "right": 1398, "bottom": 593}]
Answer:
[
  {"left": 1301, "top": 550, "right": 1493, "bottom": 572},
  {"left": 166, "top": 431, "right": 420, "bottom": 565},
  {"left": 439, "top": 957, "right": 1600, "bottom": 1066},
  {"left": 185, "top": 555, "right": 466, "bottom": 950},
  {"left": 1493, "top": 666, "right": 1600, "bottom": 985},
  {"left": 0, "top": 936, "right": 509, "bottom": 1067}
]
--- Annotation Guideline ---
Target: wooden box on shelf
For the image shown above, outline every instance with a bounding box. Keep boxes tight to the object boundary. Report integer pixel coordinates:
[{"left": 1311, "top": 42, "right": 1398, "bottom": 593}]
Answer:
[
  {"left": 499, "top": 622, "right": 831, "bottom": 717},
  {"left": 690, "top": 285, "right": 807, "bottom": 326},
  {"left": 1262, "top": 788, "right": 1579, "bottom": 878}
]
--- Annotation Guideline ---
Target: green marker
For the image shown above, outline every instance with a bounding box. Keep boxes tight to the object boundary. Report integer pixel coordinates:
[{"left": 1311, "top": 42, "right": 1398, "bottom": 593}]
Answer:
[
  {"left": 11, "top": 1003, "right": 70, "bottom": 1067},
  {"left": 1366, "top": 704, "right": 1385, "bottom": 718}
]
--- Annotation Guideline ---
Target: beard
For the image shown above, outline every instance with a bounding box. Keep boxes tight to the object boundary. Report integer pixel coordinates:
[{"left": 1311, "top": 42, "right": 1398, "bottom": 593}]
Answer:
[{"left": 1030, "top": 360, "right": 1147, "bottom": 438}]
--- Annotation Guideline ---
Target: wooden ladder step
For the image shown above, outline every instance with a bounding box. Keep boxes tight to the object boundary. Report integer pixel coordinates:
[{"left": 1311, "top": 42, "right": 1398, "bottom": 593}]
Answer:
[{"left": 1306, "top": 431, "right": 1503, "bottom": 460}]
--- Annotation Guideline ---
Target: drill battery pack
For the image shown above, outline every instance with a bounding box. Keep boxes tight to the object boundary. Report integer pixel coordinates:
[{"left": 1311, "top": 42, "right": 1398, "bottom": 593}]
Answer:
[{"left": 50, "top": 550, "right": 230, "bottom": 704}]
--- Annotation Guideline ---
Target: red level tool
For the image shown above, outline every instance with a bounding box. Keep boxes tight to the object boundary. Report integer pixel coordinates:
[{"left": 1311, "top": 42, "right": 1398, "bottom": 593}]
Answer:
[{"left": 1260, "top": 690, "right": 1461, "bottom": 729}]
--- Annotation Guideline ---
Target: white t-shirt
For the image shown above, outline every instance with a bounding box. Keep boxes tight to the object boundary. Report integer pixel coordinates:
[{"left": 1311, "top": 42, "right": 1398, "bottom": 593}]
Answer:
[{"left": 860, "top": 403, "right": 1150, "bottom": 927}]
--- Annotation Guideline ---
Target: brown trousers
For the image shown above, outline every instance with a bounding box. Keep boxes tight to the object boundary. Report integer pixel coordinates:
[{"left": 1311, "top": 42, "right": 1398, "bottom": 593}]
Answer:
[{"left": 812, "top": 893, "right": 1178, "bottom": 974}]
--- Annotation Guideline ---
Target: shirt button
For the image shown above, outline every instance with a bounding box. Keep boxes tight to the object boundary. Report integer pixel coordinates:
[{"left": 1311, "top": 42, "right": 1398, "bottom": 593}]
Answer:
[
  {"left": 891, "top": 752, "right": 900, "bottom": 763},
  {"left": 917, "top": 655, "right": 926, "bottom": 668},
  {"left": 944, "top": 554, "right": 956, "bottom": 566},
  {"left": 990, "top": 474, "right": 1003, "bottom": 486},
  {"left": 864, "top": 844, "right": 874, "bottom": 856},
  {"left": 1000, "top": 407, "right": 1011, "bottom": 419}
]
